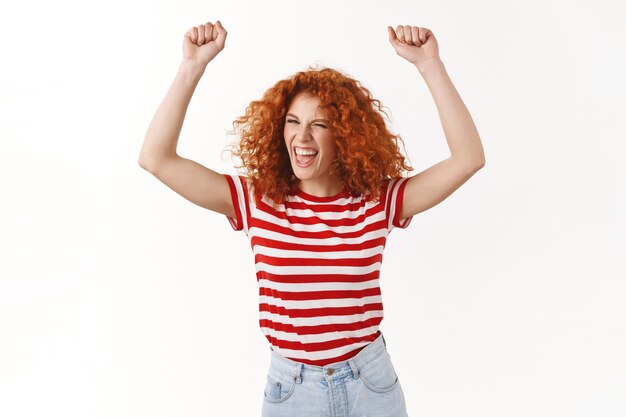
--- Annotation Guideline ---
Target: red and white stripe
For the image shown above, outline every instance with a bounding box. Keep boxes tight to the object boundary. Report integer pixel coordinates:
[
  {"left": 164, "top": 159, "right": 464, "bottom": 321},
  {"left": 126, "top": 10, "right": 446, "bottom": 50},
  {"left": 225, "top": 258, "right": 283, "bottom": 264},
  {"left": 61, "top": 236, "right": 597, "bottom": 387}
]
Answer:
[{"left": 223, "top": 174, "right": 412, "bottom": 366}]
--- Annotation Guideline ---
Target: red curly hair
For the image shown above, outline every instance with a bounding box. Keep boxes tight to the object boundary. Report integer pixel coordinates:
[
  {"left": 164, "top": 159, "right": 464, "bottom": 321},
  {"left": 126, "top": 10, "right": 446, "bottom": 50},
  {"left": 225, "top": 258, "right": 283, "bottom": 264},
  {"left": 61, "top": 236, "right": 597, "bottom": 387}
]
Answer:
[{"left": 227, "top": 66, "right": 413, "bottom": 204}]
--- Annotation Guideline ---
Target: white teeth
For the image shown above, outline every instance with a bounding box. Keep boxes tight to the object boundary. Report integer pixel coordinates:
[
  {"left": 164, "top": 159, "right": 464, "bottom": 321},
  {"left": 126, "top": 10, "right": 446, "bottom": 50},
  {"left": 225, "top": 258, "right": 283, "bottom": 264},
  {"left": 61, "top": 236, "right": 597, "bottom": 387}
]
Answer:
[{"left": 295, "top": 147, "right": 318, "bottom": 156}]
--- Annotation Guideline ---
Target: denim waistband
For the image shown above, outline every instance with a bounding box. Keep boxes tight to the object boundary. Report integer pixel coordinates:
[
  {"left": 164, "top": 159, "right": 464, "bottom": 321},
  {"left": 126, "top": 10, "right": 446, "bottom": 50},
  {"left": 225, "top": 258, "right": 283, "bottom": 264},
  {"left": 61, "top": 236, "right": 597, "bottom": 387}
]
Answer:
[{"left": 267, "top": 331, "right": 388, "bottom": 383}]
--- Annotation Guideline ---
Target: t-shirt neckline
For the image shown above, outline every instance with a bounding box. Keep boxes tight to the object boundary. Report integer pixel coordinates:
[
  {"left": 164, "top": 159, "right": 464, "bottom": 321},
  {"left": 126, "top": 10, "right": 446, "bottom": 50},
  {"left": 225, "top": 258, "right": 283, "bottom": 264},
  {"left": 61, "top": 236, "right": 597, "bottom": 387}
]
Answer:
[{"left": 294, "top": 187, "right": 350, "bottom": 202}]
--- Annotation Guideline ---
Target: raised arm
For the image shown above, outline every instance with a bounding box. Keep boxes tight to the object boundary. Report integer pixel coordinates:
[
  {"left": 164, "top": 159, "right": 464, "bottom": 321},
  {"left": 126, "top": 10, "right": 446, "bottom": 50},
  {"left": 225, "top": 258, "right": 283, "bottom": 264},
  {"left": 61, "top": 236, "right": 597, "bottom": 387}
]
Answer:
[
  {"left": 387, "top": 25, "right": 486, "bottom": 221},
  {"left": 138, "top": 20, "right": 235, "bottom": 219}
]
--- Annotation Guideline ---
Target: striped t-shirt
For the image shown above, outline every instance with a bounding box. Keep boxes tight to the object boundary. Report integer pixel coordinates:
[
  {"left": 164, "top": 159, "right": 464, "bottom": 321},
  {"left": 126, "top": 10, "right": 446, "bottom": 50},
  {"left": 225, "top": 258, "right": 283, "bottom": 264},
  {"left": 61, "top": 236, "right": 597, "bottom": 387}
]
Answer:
[{"left": 223, "top": 174, "right": 413, "bottom": 366}]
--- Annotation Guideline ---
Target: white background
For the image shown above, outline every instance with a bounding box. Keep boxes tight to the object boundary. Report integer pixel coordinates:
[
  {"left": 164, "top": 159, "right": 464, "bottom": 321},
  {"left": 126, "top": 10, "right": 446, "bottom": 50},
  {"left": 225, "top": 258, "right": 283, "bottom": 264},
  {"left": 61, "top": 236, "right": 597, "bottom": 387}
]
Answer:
[{"left": 1, "top": 0, "right": 625, "bottom": 416}]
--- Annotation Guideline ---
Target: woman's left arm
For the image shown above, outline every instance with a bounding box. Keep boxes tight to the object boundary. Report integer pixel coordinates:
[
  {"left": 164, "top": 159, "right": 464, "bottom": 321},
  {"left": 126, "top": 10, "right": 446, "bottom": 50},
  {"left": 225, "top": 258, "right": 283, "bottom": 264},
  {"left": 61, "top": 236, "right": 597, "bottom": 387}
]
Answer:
[{"left": 388, "top": 25, "right": 486, "bottom": 221}]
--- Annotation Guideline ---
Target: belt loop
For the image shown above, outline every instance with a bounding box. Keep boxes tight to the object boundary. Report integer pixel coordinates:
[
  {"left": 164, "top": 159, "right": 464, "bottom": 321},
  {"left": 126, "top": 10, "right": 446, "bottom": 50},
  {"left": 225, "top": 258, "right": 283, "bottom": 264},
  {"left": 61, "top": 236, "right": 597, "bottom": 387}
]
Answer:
[
  {"left": 294, "top": 363, "right": 303, "bottom": 383},
  {"left": 348, "top": 358, "right": 360, "bottom": 379},
  {"left": 381, "top": 332, "right": 387, "bottom": 347}
]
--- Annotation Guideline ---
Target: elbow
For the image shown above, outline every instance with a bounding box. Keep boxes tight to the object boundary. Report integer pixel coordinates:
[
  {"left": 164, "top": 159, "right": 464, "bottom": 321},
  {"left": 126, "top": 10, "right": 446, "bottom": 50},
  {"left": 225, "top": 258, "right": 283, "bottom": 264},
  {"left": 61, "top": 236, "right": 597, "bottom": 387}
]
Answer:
[
  {"left": 458, "top": 156, "right": 485, "bottom": 173},
  {"left": 464, "top": 157, "right": 485, "bottom": 175},
  {"left": 138, "top": 153, "right": 177, "bottom": 174},
  {"left": 452, "top": 149, "right": 485, "bottom": 171},
  {"left": 472, "top": 151, "right": 486, "bottom": 170},
  {"left": 138, "top": 156, "right": 148, "bottom": 170},
  {"left": 138, "top": 155, "right": 154, "bottom": 172}
]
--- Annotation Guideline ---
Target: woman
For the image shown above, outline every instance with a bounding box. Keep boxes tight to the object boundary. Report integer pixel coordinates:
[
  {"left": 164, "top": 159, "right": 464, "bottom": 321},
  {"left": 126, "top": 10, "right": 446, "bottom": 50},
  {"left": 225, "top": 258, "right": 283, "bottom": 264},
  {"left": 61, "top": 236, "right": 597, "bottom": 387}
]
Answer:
[{"left": 139, "top": 20, "right": 485, "bottom": 417}]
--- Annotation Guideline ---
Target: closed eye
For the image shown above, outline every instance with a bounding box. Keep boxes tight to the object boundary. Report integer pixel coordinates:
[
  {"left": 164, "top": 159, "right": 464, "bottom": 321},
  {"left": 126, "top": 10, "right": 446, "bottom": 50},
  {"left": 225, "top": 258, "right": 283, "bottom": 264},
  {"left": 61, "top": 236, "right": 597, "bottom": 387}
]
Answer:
[{"left": 286, "top": 119, "right": 327, "bottom": 128}]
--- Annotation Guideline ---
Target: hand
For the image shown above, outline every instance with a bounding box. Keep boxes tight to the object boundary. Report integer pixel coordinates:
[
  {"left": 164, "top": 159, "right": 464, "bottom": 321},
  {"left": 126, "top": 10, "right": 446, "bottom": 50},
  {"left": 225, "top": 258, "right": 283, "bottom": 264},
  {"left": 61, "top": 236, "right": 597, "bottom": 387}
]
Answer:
[
  {"left": 388, "top": 25, "right": 440, "bottom": 70},
  {"left": 182, "top": 20, "right": 227, "bottom": 68}
]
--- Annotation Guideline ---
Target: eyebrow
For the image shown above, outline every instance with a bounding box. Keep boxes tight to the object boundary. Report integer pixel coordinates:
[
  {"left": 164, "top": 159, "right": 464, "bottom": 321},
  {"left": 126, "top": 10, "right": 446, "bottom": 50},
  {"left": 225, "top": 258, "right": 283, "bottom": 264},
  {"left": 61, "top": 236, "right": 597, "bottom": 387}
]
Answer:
[{"left": 286, "top": 113, "right": 329, "bottom": 123}]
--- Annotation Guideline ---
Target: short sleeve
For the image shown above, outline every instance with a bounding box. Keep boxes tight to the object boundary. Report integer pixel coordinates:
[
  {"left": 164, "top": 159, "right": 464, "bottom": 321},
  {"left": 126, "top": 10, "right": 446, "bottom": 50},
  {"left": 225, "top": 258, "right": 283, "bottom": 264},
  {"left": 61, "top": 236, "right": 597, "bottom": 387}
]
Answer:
[
  {"left": 223, "top": 174, "right": 250, "bottom": 233},
  {"left": 385, "top": 177, "right": 413, "bottom": 231}
]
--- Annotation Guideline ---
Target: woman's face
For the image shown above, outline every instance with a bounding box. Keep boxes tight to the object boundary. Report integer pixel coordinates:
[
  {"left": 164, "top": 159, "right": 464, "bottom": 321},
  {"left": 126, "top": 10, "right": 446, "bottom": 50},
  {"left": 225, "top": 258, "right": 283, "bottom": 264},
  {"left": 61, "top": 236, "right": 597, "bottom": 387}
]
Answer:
[{"left": 283, "top": 91, "right": 339, "bottom": 193}]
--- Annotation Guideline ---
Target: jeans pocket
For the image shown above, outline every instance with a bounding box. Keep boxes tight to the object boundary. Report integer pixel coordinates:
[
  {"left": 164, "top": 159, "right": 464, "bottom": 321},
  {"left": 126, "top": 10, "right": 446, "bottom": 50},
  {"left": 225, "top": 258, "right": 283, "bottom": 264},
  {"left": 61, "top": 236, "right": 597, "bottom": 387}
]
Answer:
[
  {"left": 263, "top": 372, "right": 297, "bottom": 403},
  {"left": 358, "top": 351, "right": 400, "bottom": 394}
]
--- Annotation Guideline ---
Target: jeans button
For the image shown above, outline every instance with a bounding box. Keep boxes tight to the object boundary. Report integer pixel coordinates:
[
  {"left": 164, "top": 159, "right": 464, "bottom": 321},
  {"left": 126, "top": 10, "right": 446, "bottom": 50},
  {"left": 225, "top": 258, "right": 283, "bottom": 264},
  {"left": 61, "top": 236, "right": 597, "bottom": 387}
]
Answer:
[{"left": 326, "top": 368, "right": 334, "bottom": 375}]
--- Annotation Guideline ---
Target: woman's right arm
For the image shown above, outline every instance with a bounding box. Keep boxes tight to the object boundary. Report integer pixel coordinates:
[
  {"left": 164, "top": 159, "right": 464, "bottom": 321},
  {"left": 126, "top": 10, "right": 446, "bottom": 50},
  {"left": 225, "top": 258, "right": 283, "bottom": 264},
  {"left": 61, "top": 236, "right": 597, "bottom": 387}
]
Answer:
[{"left": 138, "top": 21, "right": 235, "bottom": 219}]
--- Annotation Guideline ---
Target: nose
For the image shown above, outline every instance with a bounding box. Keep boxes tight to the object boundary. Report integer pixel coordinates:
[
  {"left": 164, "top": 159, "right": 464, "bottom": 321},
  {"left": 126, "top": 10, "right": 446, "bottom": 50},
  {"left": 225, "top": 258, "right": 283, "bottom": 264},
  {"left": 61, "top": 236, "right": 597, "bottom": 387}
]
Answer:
[{"left": 297, "top": 124, "right": 313, "bottom": 142}]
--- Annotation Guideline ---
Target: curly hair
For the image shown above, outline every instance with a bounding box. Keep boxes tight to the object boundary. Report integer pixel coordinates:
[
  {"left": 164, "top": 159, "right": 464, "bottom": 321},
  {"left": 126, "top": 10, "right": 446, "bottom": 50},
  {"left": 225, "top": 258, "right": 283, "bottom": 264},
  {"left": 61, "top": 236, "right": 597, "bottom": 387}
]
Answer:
[{"left": 226, "top": 66, "right": 413, "bottom": 204}]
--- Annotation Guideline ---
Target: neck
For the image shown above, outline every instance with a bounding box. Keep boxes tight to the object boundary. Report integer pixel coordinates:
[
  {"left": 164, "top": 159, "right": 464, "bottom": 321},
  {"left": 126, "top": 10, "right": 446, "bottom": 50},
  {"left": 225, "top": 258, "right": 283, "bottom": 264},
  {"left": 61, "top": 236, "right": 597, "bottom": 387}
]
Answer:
[{"left": 296, "top": 178, "right": 343, "bottom": 197}]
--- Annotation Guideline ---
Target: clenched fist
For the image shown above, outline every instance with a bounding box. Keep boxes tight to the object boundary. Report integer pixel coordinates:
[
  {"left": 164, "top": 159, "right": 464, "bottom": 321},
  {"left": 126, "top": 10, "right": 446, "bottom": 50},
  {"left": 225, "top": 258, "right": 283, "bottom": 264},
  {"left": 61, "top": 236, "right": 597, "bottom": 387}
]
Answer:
[
  {"left": 388, "top": 25, "right": 440, "bottom": 70},
  {"left": 183, "top": 20, "right": 227, "bottom": 67}
]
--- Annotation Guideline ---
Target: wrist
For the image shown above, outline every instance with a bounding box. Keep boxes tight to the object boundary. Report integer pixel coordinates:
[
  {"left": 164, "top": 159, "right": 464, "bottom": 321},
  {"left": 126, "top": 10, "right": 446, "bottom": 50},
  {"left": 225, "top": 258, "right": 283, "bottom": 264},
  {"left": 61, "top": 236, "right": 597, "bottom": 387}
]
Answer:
[
  {"left": 178, "top": 59, "right": 206, "bottom": 83},
  {"left": 416, "top": 56, "right": 444, "bottom": 74},
  {"left": 179, "top": 59, "right": 207, "bottom": 76}
]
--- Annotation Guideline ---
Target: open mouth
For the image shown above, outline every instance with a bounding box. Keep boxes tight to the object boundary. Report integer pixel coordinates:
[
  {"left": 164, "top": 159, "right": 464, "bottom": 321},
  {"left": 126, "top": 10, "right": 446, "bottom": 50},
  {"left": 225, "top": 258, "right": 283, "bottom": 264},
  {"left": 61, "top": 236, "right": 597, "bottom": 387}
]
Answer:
[{"left": 294, "top": 146, "right": 318, "bottom": 167}]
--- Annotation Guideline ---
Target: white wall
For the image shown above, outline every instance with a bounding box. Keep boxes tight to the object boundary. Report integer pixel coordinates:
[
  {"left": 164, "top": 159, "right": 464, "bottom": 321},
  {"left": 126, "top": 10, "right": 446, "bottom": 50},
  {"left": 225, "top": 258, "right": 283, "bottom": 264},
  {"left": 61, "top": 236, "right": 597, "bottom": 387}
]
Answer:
[{"left": 1, "top": 0, "right": 625, "bottom": 416}]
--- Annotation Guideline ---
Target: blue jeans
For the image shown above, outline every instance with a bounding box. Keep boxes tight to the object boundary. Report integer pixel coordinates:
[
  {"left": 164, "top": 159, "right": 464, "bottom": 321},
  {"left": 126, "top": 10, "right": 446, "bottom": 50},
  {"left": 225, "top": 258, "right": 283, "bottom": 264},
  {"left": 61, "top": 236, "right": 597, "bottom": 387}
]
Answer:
[{"left": 261, "top": 331, "right": 409, "bottom": 417}]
